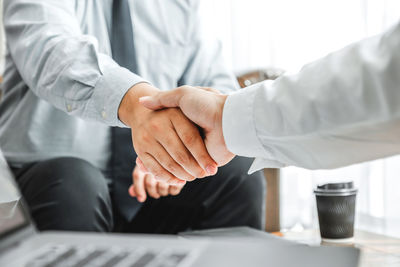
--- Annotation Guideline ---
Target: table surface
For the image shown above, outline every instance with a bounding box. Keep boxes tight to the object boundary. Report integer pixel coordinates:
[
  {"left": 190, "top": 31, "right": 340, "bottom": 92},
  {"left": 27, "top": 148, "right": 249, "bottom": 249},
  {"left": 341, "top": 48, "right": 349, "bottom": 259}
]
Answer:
[{"left": 279, "top": 229, "right": 400, "bottom": 267}]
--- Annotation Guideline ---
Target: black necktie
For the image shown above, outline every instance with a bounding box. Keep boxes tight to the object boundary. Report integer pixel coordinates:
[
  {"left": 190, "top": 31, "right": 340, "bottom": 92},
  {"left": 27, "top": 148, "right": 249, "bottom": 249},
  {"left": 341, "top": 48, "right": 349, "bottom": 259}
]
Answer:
[{"left": 110, "top": 0, "right": 142, "bottom": 222}]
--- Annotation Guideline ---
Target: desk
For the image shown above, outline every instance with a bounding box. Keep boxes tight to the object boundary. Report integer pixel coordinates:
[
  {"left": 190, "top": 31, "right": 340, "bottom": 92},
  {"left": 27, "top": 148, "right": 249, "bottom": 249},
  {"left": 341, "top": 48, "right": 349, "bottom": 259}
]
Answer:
[{"left": 280, "top": 229, "right": 400, "bottom": 267}]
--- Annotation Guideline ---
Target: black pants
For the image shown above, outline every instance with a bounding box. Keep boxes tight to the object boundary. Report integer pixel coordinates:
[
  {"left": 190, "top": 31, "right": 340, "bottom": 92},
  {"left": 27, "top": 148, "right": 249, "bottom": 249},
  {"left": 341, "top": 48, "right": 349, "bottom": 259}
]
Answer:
[{"left": 11, "top": 157, "right": 265, "bottom": 234}]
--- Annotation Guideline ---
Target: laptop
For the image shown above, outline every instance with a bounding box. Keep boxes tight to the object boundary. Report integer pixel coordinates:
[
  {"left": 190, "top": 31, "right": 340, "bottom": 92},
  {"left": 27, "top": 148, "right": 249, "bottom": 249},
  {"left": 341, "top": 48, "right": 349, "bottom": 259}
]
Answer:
[{"left": 0, "top": 152, "right": 360, "bottom": 267}]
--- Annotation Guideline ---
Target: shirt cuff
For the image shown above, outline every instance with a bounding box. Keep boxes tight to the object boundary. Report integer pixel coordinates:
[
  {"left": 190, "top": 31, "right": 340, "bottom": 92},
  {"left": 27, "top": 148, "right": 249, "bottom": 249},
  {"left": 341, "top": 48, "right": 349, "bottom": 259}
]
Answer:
[
  {"left": 248, "top": 158, "right": 286, "bottom": 174},
  {"left": 222, "top": 84, "right": 266, "bottom": 158},
  {"left": 90, "top": 66, "right": 147, "bottom": 127}
]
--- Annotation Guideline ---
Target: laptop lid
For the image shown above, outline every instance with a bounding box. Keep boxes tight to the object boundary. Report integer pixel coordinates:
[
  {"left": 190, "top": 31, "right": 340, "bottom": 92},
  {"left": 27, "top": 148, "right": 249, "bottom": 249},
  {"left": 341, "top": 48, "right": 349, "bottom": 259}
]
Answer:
[{"left": 0, "top": 150, "right": 34, "bottom": 251}]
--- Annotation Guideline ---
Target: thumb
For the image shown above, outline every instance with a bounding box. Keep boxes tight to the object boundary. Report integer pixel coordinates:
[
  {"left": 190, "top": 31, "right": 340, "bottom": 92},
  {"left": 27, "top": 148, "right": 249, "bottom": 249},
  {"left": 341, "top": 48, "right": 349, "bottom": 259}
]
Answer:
[
  {"left": 196, "top": 86, "right": 221, "bottom": 94},
  {"left": 139, "top": 89, "right": 185, "bottom": 110}
]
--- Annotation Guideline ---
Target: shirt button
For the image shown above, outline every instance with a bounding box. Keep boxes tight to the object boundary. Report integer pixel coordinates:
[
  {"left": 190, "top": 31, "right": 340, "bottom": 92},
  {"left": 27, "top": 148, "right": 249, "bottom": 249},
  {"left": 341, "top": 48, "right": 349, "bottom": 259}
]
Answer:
[
  {"left": 101, "top": 111, "right": 107, "bottom": 119},
  {"left": 67, "top": 104, "right": 72, "bottom": 112}
]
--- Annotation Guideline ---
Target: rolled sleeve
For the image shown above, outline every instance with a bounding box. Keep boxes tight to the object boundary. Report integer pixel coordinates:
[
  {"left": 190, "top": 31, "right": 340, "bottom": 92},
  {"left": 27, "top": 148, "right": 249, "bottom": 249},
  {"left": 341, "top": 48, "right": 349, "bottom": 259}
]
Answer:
[{"left": 248, "top": 158, "right": 286, "bottom": 174}]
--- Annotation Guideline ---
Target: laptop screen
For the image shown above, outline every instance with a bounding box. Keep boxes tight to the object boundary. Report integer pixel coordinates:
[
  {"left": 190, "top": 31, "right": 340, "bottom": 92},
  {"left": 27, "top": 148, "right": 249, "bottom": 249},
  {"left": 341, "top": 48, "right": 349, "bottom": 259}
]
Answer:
[{"left": 0, "top": 151, "right": 29, "bottom": 239}]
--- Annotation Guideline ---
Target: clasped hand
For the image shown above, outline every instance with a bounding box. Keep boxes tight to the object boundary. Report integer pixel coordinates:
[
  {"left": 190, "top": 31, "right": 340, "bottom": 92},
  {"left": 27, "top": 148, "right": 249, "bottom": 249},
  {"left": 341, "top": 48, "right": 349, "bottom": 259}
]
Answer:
[{"left": 119, "top": 83, "right": 233, "bottom": 201}]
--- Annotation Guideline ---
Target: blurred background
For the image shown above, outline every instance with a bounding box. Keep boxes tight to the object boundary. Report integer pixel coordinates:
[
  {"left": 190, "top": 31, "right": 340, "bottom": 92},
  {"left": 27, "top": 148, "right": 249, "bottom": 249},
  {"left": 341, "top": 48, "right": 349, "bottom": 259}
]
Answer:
[
  {"left": 199, "top": 0, "right": 400, "bottom": 237},
  {"left": 0, "top": 0, "right": 400, "bottom": 237}
]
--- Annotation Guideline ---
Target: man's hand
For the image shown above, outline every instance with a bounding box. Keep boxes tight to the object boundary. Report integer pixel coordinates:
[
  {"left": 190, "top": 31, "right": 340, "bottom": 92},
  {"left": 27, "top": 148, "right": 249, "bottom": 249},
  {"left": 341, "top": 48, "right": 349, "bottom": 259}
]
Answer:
[
  {"left": 129, "top": 166, "right": 185, "bottom": 202},
  {"left": 118, "top": 83, "right": 218, "bottom": 185},
  {"left": 139, "top": 86, "right": 235, "bottom": 166}
]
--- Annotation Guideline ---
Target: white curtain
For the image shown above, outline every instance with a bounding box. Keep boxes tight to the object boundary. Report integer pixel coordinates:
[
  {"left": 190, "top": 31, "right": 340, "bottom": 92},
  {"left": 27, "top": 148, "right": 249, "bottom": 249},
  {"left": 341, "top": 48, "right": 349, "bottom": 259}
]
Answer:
[{"left": 200, "top": 0, "right": 400, "bottom": 237}]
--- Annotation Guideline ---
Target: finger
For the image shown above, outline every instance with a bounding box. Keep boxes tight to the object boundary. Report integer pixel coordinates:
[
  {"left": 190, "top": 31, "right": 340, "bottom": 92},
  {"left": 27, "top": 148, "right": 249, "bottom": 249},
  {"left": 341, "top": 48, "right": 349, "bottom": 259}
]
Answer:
[
  {"left": 157, "top": 181, "right": 169, "bottom": 197},
  {"left": 132, "top": 167, "right": 147, "bottom": 202},
  {"left": 140, "top": 152, "right": 186, "bottom": 186},
  {"left": 145, "top": 132, "right": 196, "bottom": 181},
  {"left": 139, "top": 88, "right": 186, "bottom": 110},
  {"left": 144, "top": 174, "right": 160, "bottom": 199},
  {"left": 169, "top": 183, "right": 185, "bottom": 196},
  {"left": 156, "top": 120, "right": 206, "bottom": 179},
  {"left": 171, "top": 114, "right": 218, "bottom": 176},
  {"left": 129, "top": 185, "right": 136, "bottom": 197}
]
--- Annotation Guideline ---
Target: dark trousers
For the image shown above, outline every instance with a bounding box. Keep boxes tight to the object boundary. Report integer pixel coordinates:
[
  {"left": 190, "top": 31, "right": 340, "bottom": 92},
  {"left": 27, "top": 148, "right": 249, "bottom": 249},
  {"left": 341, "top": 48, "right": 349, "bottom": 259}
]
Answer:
[{"left": 11, "top": 156, "right": 265, "bottom": 234}]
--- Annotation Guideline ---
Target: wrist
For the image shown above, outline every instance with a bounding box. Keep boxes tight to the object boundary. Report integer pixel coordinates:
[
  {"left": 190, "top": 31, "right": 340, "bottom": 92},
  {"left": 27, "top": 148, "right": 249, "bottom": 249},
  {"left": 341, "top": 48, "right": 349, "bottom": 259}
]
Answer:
[
  {"left": 216, "top": 94, "right": 228, "bottom": 131},
  {"left": 217, "top": 94, "right": 229, "bottom": 149},
  {"left": 118, "top": 82, "right": 160, "bottom": 128}
]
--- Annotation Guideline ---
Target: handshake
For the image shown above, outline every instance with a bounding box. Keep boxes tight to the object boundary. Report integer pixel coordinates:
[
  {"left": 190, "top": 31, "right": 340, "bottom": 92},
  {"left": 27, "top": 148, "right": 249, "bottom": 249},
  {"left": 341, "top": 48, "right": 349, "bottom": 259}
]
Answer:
[{"left": 118, "top": 83, "right": 234, "bottom": 202}]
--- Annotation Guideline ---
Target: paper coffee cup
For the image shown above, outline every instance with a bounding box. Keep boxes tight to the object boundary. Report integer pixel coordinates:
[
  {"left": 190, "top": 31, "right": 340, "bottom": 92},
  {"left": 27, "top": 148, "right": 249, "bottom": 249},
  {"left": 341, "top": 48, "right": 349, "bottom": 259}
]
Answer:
[{"left": 314, "top": 182, "right": 357, "bottom": 243}]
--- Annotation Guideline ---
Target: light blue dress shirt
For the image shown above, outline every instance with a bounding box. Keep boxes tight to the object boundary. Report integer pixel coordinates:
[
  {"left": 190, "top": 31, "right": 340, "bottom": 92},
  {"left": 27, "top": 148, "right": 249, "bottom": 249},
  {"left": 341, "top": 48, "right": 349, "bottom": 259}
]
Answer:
[{"left": 0, "top": 0, "right": 238, "bottom": 170}]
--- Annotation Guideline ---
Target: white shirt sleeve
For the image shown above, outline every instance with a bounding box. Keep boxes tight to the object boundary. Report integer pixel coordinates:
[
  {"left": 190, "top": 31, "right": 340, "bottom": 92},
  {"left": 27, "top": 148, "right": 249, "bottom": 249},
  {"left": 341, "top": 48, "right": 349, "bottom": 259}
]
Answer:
[{"left": 223, "top": 22, "right": 400, "bottom": 172}]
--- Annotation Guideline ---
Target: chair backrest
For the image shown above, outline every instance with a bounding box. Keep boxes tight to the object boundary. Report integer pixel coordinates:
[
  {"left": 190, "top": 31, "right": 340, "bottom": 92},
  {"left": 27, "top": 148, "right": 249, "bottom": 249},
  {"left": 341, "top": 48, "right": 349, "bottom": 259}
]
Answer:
[{"left": 236, "top": 68, "right": 284, "bottom": 88}]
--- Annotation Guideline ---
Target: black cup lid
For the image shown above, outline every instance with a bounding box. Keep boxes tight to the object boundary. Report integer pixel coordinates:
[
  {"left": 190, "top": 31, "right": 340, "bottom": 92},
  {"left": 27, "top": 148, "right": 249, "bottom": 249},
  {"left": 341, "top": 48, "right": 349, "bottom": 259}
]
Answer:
[{"left": 314, "top": 182, "right": 357, "bottom": 196}]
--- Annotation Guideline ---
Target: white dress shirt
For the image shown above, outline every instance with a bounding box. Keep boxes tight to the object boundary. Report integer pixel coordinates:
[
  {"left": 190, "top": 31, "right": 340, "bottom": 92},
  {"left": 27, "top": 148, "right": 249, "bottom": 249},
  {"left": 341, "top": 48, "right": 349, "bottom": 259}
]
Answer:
[
  {"left": 223, "top": 21, "right": 400, "bottom": 172},
  {"left": 0, "top": 0, "right": 238, "bottom": 169}
]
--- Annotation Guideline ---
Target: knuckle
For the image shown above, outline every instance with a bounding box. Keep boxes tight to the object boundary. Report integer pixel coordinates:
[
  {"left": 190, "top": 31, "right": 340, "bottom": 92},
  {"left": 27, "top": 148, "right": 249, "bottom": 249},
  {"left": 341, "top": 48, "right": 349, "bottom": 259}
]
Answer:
[
  {"left": 149, "top": 120, "right": 161, "bottom": 132},
  {"left": 182, "top": 132, "right": 196, "bottom": 146},
  {"left": 164, "top": 136, "right": 174, "bottom": 147},
  {"left": 166, "top": 162, "right": 177, "bottom": 174},
  {"left": 175, "top": 152, "right": 190, "bottom": 165},
  {"left": 145, "top": 179, "right": 154, "bottom": 187},
  {"left": 155, "top": 172, "right": 170, "bottom": 182},
  {"left": 149, "top": 167, "right": 161, "bottom": 177},
  {"left": 158, "top": 182, "right": 168, "bottom": 190}
]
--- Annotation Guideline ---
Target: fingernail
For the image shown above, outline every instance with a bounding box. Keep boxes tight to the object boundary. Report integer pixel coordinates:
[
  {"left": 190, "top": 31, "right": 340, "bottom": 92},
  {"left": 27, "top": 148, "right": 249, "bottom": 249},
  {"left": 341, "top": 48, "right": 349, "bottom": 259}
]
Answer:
[
  {"left": 139, "top": 96, "right": 151, "bottom": 102},
  {"left": 206, "top": 165, "right": 217, "bottom": 175}
]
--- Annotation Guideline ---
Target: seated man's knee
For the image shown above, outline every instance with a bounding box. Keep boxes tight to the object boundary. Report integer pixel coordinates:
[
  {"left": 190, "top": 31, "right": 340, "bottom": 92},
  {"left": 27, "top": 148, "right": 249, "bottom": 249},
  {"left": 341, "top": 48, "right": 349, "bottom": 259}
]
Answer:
[{"left": 18, "top": 157, "right": 113, "bottom": 232}]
